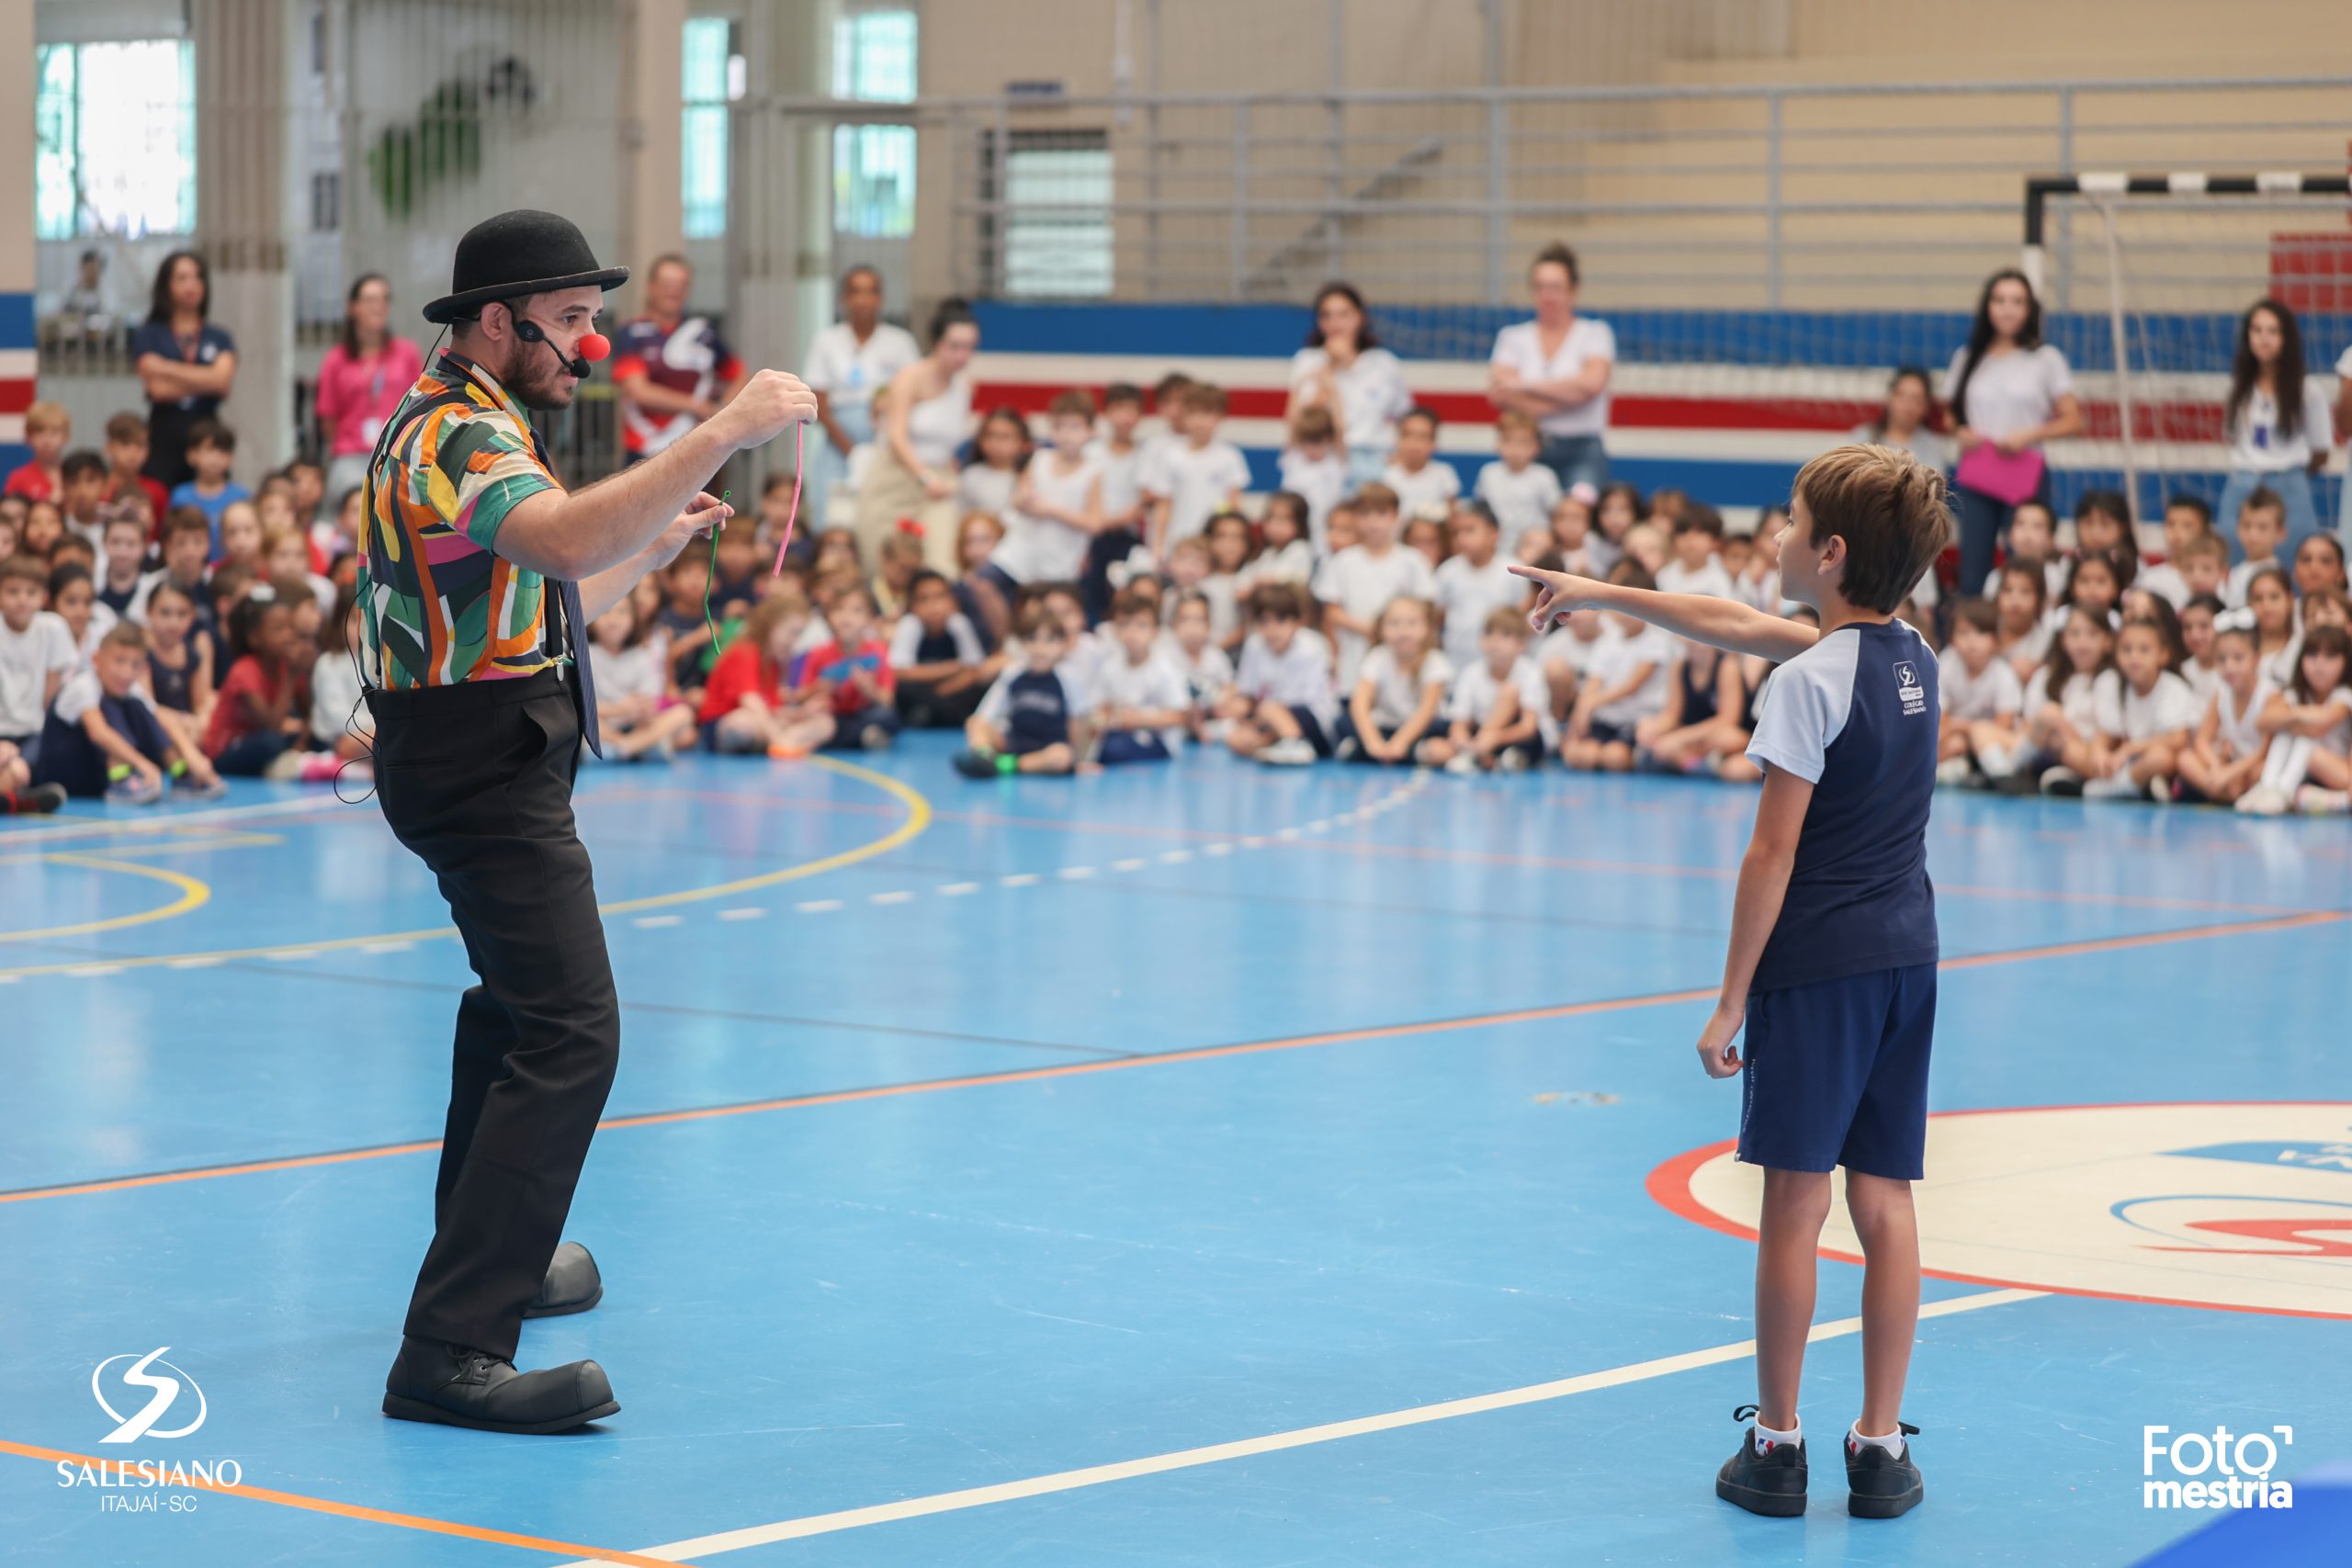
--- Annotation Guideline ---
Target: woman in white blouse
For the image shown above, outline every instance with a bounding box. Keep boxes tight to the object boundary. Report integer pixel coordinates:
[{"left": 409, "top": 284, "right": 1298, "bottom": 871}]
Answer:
[
  {"left": 801, "top": 265, "right": 921, "bottom": 527},
  {"left": 2216, "top": 298, "right": 2335, "bottom": 560},
  {"left": 858, "top": 299, "right": 978, "bottom": 574},
  {"left": 1487, "top": 243, "right": 1616, "bottom": 493},
  {"left": 1286, "top": 283, "right": 1414, "bottom": 487},
  {"left": 1944, "top": 268, "right": 2084, "bottom": 596}
]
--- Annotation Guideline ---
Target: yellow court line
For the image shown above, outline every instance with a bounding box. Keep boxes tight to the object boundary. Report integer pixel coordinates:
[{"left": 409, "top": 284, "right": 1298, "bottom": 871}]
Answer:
[
  {"left": 47, "top": 832, "right": 286, "bottom": 858},
  {"left": 548, "top": 1288, "right": 2045, "bottom": 1564},
  {"left": 0, "top": 756, "right": 929, "bottom": 978},
  {"left": 600, "top": 755, "right": 931, "bottom": 914},
  {"left": 0, "top": 852, "right": 211, "bottom": 944}
]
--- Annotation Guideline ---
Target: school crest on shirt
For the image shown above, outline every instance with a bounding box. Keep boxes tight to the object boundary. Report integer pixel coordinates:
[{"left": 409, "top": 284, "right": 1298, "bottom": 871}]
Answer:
[{"left": 1894, "top": 660, "right": 1926, "bottom": 716}]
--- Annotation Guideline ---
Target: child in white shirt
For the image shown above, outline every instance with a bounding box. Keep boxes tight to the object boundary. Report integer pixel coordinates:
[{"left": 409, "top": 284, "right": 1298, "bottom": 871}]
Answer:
[
  {"left": 1653, "top": 504, "right": 1736, "bottom": 599},
  {"left": 1563, "top": 561, "right": 1676, "bottom": 772},
  {"left": 1142, "top": 382, "right": 1250, "bottom": 556},
  {"left": 1004, "top": 390, "right": 1104, "bottom": 586},
  {"left": 2174, "top": 622, "right": 2269, "bottom": 806},
  {"left": 1240, "top": 492, "right": 1316, "bottom": 592},
  {"left": 1340, "top": 596, "right": 1452, "bottom": 766},
  {"left": 1314, "top": 482, "right": 1435, "bottom": 690},
  {"left": 1084, "top": 381, "right": 1148, "bottom": 541},
  {"left": 1162, "top": 590, "right": 1235, "bottom": 739},
  {"left": 1276, "top": 404, "right": 1350, "bottom": 555},
  {"left": 1091, "top": 591, "right": 1193, "bottom": 763},
  {"left": 2223, "top": 490, "right": 2288, "bottom": 608},
  {"left": 957, "top": 406, "right": 1029, "bottom": 523},
  {"left": 1475, "top": 411, "right": 1564, "bottom": 545},
  {"left": 1380, "top": 406, "right": 1460, "bottom": 522},
  {"left": 1938, "top": 600, "right": 2024, "bottom": 784},
  {"left": 1432, "top": 502, "right": 1526, "bottom": 671},
  {"left": 1425, "top": 607, "right": 1550, "bottom": 774},
  {"left": 1984, "top": 607, "right": 2113, "bottom": 785},
  {"left": 1219, "top": 581, "right": 1339, "bottom": 765}
]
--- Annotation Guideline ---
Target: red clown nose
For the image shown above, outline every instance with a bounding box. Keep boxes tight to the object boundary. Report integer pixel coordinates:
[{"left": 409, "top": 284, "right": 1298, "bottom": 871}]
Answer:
[{"left": 576, "top": 332, "right": 611, "bottom": 363}]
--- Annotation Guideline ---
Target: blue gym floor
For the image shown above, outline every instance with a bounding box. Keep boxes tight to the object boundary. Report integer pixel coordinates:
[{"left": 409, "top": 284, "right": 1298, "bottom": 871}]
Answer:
[{"left": 3, "top": 735, "right": 2347, "bottom": 1566}]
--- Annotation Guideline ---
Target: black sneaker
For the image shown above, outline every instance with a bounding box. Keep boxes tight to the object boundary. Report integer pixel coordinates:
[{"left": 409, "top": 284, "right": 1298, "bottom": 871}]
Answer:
[
  {"left": 1845, "top": 1422, "right": 1923, "bottom": 1518},
  {"left": 953, "top": 748, "right": 1002, "bottom": 779},
  {"left": 1715, "top": 1404, "right": 1807, "bottom": 1517},
  {"left": 1, "top": 783, "right": 67, "bottom": 815}
]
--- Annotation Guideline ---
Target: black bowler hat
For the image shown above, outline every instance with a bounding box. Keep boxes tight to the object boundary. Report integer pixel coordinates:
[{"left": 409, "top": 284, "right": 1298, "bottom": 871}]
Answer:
[{"left": 422, "top": 209, "right": 631, "bottom": 324}]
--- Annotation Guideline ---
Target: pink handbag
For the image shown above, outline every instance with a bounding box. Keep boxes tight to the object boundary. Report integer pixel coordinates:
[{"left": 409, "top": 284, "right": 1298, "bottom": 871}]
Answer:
[{"left": 1955, "top": 442, "right": 2045, "bottom": 505}]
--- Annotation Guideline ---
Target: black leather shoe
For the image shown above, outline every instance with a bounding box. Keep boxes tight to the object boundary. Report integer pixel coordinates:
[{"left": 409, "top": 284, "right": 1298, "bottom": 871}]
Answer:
[
  {"left": 1845, "top": 1421, "right": 1924, "bottom": 1518},
  {"left": 1715, "top": 1404, "right": 1807, "bottom": 1517},
  {"left": 382, "top": 1336, "right": 618, "bottom": 1434},
  {"left": 521, "top": 1241, "right": 604, "bottom": 1319}
]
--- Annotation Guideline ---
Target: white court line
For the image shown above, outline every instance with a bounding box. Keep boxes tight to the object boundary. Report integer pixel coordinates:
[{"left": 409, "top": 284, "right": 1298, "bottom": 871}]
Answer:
[
  {"left": 1110, "top": 859, "right": 1147, "bottom": 873},
  {"left": 553, "top": 1287, "right": 2041, "bottom": 1565},
  {"left": 1000, "top": 873, "right": 1039, "bottom": 887},
  {"left": 0, "top": 794, "right": 347, "bottom": 844},
  {"left": 717, "top": 908, "right": 767, "bottom": 921},
  {"left": 1056, "top": 866, "right": 1096, "bottom": 880},
  {"left": 1159, "top": 850, "right": 1192, "bottom": 864},
  {"left": 632, "top": 915, "right": 684, "bottom": 929},
  {"left": 937, "top": 883, "right": 980, "bottom": 897},
  {"left": 868, "top": 891, "right": 915, "bottom": 906},
  {"left": 796, "top": 900, "right": 843, "bottom": 913}
]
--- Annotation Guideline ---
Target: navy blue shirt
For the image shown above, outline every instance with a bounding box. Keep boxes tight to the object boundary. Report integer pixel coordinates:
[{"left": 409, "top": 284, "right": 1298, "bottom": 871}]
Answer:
[
  {"left": 979, "top": 667, "right": 1082, "bottom": 754},
  {"left": 1743, "top": 618, "right": 1939, "bottom": 992},
  {"left": 132, "top": 318, "right": 237, "bottom": 487}
]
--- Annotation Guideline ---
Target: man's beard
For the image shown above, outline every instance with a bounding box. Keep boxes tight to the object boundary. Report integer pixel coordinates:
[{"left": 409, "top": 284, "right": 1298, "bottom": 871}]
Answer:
[{"left": 502, "top": 343, "right": 577, "bottom": 412}]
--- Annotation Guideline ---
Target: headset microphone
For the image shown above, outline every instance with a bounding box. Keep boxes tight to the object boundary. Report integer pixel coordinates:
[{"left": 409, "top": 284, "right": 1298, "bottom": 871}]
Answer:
[{"left": 514, "top": 316, "right": 611, "bottom": 379}]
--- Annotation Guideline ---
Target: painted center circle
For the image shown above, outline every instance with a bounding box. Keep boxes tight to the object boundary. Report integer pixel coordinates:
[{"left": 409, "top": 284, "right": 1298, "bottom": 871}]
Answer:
[{"left": 1648, "top": 1102, "right": 2352, "bottom": 1321}]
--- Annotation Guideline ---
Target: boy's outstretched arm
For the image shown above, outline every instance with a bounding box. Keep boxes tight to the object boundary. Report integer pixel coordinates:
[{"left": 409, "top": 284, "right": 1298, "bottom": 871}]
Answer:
[
  {"left": 1508, "top": 564, "right": 1819, "bottom": 663},
  {"left": 1697, "top": 764, "right": 1812, "bottom": 1078}
]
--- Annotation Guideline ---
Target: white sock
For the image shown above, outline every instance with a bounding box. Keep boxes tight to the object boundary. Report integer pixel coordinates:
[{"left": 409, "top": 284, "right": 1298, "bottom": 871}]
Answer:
[
  {"left": 1849, "top": 1422, "right": 1905, "bottom": 1458},
  {"left": 1752, "top": 1416, "right": 1801, "bottom": 1455}
]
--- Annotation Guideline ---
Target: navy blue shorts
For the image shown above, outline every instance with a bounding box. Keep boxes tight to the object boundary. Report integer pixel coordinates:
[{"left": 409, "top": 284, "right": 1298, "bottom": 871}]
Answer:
[
  {"left": 1586, "top": 718, "right": 1637, "bottom": 750},
  {"left": 1736, "top": 962, "right": 1937, "bottom": 1180},
  {"left": 1098, "top": 729, "right": 1171, "bottom": 766}
]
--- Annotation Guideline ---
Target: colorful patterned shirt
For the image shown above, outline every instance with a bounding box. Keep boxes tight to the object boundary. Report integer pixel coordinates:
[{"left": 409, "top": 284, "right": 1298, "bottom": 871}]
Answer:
[{"left": 356, "top": 352, "right": 561, "bottom": 688}]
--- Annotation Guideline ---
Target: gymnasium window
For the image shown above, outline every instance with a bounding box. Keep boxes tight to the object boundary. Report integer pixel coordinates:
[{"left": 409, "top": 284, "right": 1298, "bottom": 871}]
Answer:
[
  {"left": 35, "top": 39, "right": 198, "bottom": 240},
  {"left": 1001, "top": 135, "right": 1114, "bottom": 299},
  {"left": 831, "top": 6, "right": 917, "bottom": 240},
  {"left": 681, "top": 17, "right": 741, "bottom": 240}
]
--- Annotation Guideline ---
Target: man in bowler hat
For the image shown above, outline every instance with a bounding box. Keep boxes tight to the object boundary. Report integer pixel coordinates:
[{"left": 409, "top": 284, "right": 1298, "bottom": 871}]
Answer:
[{"left": 360, "top": 209, "right": 816, "bottom": 1432}]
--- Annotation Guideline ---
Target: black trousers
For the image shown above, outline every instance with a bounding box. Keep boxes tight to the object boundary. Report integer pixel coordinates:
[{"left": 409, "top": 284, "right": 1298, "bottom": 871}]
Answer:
[{"left": 365, "top": 669, "right": 620, "bottom": 1361}]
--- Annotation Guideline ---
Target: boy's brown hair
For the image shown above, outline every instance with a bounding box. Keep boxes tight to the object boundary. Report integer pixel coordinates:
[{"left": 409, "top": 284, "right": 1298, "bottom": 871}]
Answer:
[
  {"left": 1952, "top": 598, "right": 1999, "bottom": 637},
  {"left": 1014, "top": 601, "right": 1070, "bottom": 641},
  {"left": 1248, "top": 580, "right": 1312, "bottom": 623},
  {"left": 187, "top": 418, "right": 236, "bottom": 454},
  {"left": 163, "top": 506, "right": 213, "bottom": 547},
  {"left": 0, "top": 554, "right": 49, "bottom": 589},
  {"left": 1180, "top": 381, "right": 1228, "bottom": 416},
  {"left": 2176, "top": 533, "right": 2229, "bottom": 567},
  {"left": 1046, "top": 389, "right": 1097, "bottom": 422},
  {"left": 1495, "top": 408, "right": 1541, "bottom": 441},
  {"left": 1110, "top": 589, "right": 1158, "bottom": 624},
  {"left": 1790, "top": 444, "right": 1952, "bottom": 615},
  {"left": 1481, "top": 604, "right": 1532, "bottom": 638},
  {"left": 100, "top": 620, "right": 151, "bottom": 655},
  {"left": 23, "top": 401, "right": 68, "bottom": 436},
  {"left": 105, "top": 411, "right": 148, "bottom": 446},
  {"left": 1351, "top": 481, "right": 1400, "bottom": 517},
  {"left": 1289, "top": 404, "right": 1337, "bottom": 445},
  {"left": 1606, "top": 558, "right": 1657, "bottom": 594}
]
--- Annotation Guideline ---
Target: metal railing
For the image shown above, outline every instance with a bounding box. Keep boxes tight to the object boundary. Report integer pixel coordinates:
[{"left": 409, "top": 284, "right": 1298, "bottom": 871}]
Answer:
[{"left": 758, "top": 72, "right": 2352, "bottom": 315}]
